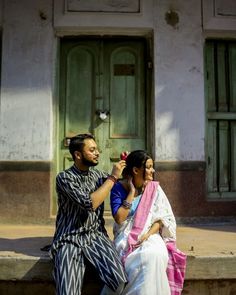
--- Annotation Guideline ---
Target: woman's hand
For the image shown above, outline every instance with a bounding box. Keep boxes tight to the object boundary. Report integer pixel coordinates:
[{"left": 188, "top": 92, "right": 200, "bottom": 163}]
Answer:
[
  {"left": 133, "top": 220, "right": 163, "bottom": 248},
  {"left": 134, "top": 233, "right": 150, "bottom": 248},
  {"left": 127, "top": 176, "right": 136, "bottom": 194},
  {"left": 114, "top": 177, "right": 135, "bottom": 225}
]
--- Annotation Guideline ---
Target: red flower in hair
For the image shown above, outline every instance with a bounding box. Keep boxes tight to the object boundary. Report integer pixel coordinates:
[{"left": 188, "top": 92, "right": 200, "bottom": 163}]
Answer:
[{"left": 120, "top": 151, "right": 129, "bottom": 161}]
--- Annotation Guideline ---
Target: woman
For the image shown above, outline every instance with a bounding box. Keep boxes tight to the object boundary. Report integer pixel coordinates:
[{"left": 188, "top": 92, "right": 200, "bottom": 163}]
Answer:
[{"left": 110, "top": 150, "right": 186, "bottom": 295}]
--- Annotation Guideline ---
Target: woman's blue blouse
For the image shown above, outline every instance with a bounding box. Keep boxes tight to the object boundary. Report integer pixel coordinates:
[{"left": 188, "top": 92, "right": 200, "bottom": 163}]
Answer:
[{"left": 110, "top": 182, "right": 141, "bottom": 217}]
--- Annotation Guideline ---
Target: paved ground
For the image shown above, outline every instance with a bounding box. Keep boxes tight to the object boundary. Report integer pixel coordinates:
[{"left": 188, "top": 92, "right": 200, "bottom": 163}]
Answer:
[{"left": 0, "top": 222, "right": 236, "bottom": 258}]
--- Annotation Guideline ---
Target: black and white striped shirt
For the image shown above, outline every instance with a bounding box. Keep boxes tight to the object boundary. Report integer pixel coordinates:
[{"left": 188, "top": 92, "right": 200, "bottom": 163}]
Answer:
[{"left": 51, "top": 164, "right": 109, "bottom": 255}]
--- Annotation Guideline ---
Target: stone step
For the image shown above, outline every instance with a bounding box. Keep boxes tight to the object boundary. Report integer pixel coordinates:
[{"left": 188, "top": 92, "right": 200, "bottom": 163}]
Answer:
[{"left": 0, "top": 223, "right": 236, "bottom": 294}]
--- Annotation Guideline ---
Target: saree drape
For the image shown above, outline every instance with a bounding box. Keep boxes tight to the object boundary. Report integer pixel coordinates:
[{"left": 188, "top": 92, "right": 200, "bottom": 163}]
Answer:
[{"left": 111, "top": 181, "right": 186, "bottom": 295}]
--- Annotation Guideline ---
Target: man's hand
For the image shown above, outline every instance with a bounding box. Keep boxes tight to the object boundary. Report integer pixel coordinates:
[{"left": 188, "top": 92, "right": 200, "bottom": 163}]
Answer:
[
  {"left": 91, "top": 159, "right": 126, "bottom": 210},
  {"left": 111, "top": 160, "right": 126, "bottom": 179}
]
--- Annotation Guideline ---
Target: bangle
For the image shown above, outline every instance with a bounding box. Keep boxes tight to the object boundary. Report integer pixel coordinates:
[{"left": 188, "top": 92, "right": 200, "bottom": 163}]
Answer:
[
  {"left": 122, "top": 199, "right": 132, "bottom": 209},
  {"left": 107, "top": 175, "right": 117, "bottom": 184}
]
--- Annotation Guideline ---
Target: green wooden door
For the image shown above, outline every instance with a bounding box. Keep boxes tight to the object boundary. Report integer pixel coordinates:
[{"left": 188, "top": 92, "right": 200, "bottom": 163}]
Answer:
[{"left": 57, "top": 38, "right": 147, "bottom": 210}]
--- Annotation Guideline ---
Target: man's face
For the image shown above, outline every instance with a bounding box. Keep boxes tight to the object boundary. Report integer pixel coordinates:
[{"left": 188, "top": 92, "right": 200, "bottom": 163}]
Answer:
[{"left": 80, "top": 139, "right": 100, "bottom": 167}]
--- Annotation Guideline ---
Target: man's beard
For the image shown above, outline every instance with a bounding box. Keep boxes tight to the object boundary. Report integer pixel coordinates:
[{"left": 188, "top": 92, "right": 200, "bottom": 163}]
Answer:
[{"left": 81, "top": 153, "right": 98, "bottom": 167}]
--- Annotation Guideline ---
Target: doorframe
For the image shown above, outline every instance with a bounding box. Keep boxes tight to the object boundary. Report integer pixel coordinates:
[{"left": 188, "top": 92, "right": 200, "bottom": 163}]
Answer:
[{"left": 51, "top": 33, "right": 154, "bottom": 216}]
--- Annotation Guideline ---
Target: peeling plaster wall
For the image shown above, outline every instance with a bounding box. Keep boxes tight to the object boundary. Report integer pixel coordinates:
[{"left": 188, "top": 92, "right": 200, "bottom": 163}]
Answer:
[
  {"left": 1, "top": 0, "right": 235, "bottom": 221},
  {"left": 0, "top": 0, "right": 55, "bottom": 160},
  {"left": 0, "top": 0, "right": 205, "bottom": 162},
  {"left": 153, "top": 0, "right": 205, "bottom": 161}
]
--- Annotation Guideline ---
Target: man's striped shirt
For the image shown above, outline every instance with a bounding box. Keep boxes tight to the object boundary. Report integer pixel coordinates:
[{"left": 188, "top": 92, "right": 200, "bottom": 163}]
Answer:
[{"left": 51, "top": 164, "right": 109, "bottom": 253}]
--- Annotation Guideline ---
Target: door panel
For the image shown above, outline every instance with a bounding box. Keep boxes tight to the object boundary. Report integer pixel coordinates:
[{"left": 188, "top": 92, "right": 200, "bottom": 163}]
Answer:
[
  {"left": 59, "top": 41, "right": 99, "bottom": 170},
  {"left": 66, "top": 48, "right": 93, "bottom": 133},
  {"left": 58, "top": 38, "right": 147, "bottom": 209},
  {"left": 103, "top": 41, "right": 145, "bottom": 164},
  {"left": 111, "top": 52, "right": 137, "bottom": 137}
]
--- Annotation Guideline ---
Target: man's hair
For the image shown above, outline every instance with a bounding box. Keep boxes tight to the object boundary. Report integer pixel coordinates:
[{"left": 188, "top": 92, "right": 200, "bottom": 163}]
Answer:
[{"left": 69, "top": 133, "right": 95, "bottom": 160}]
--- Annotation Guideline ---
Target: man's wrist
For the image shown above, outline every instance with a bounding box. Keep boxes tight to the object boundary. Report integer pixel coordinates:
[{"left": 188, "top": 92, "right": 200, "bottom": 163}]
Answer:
[{"left": 107, "top": 174, "right": 117, "bottom": 184}]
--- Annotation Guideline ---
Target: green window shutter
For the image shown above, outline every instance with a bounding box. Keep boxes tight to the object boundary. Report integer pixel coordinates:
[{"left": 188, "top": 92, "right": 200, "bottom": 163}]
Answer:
[
  {"left": 232, "top": 122, "right": 236, "bottom": 192},
  {"left": 205, "top": 40, "right": 236, "bottom": 199}
]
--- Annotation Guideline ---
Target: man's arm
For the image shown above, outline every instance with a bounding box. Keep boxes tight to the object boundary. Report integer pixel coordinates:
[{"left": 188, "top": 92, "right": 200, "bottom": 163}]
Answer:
[
  {"left": 56, "top": 172, "right": 94, "bottom": 210},
  {"left": 91, "top": 160, "right": 126, "bottom": 210}
]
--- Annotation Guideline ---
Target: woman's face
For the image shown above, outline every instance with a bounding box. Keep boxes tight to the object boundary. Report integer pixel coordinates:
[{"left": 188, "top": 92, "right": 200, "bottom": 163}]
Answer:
[
  {"left": 144, "top": 158, "right": 155, "bottom": 181},
  {"left": 133, "top": 158, "right": 155, "bottom": 187}
]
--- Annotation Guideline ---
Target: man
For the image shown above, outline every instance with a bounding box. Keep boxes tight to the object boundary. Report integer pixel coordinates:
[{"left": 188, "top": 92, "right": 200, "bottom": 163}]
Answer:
[{"left": 50, "top": 133, "right": 127, "bottom": 295}]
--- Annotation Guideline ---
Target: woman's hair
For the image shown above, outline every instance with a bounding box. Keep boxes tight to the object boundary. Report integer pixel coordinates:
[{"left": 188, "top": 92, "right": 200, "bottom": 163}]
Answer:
[
  {"left": 122, "top": 150, "right": 152, "bottom": 178},
  {"left": 69, "top": 133, "right": 95, "bottom": 160}
]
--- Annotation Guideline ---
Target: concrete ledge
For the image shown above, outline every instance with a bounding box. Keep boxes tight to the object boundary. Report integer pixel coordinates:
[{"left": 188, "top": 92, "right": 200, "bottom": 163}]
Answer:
[
  {"left": 186, "top": 255, "right": 236, "bottom": 280},
  {"left": 0, "top": 256, "right": 53, "bottom": 281},
  {"left": 1, "top": 253, "right": 236, "bottom": 282},
  {"left": 0, "top": 224, "right": 236, "bottom": 294}
]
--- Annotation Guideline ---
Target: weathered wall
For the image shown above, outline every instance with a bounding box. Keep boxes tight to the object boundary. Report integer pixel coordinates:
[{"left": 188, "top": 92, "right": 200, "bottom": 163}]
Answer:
[
  {"left": 0, "top": 0, "right": 54, "bottom": 161},
  {"left": 0, "top": 0, "right": 55, "bottom": 222},
  {"left": 156, "top": 170, "right": 236, "bottom": 219},
  {"left": 0, "top": 0, "right": 205, "bottom": 162},
  {"left": 0, "top": 0, "right": 235, "bottom": 222},
  {"left": 0, "top": 162, "right": 51, "bottom": 223},
  {"left": 153, "top": 0, "right": 205, "bottom": 161}
]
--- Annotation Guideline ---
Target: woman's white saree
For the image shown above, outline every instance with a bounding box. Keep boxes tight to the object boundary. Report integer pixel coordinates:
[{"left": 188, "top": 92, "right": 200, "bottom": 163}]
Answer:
[{"left": 113, "top": 182, "right": 177, "bottom": 295}]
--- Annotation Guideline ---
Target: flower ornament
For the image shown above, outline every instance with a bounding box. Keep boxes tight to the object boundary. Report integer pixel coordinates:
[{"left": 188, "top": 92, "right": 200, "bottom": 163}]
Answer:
[{"left": 120, "top": 151, "right": 129, "bottom": 161}]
